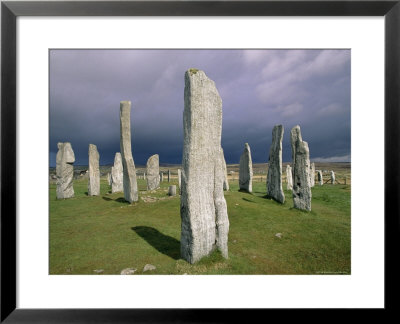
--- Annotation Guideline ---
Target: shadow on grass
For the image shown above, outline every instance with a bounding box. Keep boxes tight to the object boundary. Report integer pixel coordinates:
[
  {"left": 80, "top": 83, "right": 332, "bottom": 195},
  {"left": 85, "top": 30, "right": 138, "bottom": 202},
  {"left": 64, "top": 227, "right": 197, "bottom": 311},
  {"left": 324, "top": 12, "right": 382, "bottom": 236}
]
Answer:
[
  {"left": 115, "top": 197, "right": 130, "bottom": 204},
  {"left": 261, "top": 194, "right": 285, "bottom": 204},
  {"left": 238, "top": 189, "right": 253, "bottom": 194},
  {"left": 242, "top": 197, "right": 256, "bottom": 203},
  {"left": 261, "top": 194, "right": 272, "bottom": 200},
  {"left": 131, "top": 226, "right": 180, "bottom": 260},
  {"left": 102, "top": 196, "right": 130, "bottom": 204}
]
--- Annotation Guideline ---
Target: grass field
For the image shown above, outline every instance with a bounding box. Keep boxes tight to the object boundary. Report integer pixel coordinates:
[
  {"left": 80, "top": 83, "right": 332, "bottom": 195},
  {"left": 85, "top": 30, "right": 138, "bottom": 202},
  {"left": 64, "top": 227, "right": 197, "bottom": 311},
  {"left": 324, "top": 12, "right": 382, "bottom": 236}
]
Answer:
[{"left": 49, "top": 171, "right": 351, "bottom": 275}]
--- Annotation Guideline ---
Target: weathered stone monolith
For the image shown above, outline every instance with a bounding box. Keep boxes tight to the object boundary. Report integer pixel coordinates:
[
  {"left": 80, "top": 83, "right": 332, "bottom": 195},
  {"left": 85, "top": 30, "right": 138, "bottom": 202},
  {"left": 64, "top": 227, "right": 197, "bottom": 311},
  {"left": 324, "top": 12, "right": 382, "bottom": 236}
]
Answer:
[
  {"left": 181, "top": 69, "right": 229, "bottom": 264},
  {"left": 267, "top": 125, "right": 285, "bottom": 203},
  {"left": 88, "top": 144, "right": 100, "bottom": 196},
  {"left": 290, "top": 125, "right": 311, "bottom": 211},
  {"left": 222, "top": 149, "right": 229, "bottom": 191},
  {"left": 317, "top": 170, "right": 323, "bottom": 185},
  {"left": 168, "top": 185, "right": 176, "bottom": 196},
  {"left": 146, "top": 154, "right": 160, "bottom": 191},
  {"left": 310, "top": 162, "right": 315, "bottom": 187},
  {"left": 107, "top": 173, "right": 112, "bottom": 186},
  {"left": 286, "top": 164, "right": 293, "bottom": 190},
  {"left": 111, "top": 152, "right": 123, "bottom": 193},
  {"left": 239, "top": 143, "right": 253, "bottom": 193},
  {"left": 178, "top": 169, "right": 181, "bottom": 193},
  {"left": 160, "top": 172, "right": 163, "bottom": 182},
  {"left": 331, "top": 170, "right": 335, "bottom": 184},
  {"left": 56, "top": 142, "right": 75, "bottom": 199},
  {"left": 120, "top": 101, "right": 139, "bottom": 203},
  {"left": 168, "top": 169, "right": 171, "bottom": 182}
]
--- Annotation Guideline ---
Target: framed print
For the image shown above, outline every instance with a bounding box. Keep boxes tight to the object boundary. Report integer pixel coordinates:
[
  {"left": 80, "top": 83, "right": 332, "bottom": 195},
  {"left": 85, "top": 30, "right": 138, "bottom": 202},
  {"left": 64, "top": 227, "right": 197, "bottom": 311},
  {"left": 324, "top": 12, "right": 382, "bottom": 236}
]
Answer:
[{"left": 1, "top": 0, "right": 399, "bottom": 322}]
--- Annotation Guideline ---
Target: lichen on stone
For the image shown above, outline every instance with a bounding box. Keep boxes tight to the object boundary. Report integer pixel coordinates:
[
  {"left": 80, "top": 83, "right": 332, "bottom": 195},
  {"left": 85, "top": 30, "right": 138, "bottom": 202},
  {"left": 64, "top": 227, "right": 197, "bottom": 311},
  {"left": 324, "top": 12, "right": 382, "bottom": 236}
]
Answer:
[{"left": 189, "top": 68, "right": 199, "bottom": 75}]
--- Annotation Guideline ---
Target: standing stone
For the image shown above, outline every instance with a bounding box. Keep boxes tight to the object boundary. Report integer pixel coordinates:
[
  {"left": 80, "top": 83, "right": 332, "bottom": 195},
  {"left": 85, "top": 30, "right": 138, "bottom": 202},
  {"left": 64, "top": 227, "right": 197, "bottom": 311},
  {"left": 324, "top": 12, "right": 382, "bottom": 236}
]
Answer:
[
  {"left": 143, "top": 172, "right": 146, "bottom": 180},
  {"left": 146, "top": 154, "right": 160, "bottom": 191},
  {"left": 286, "top": 165, "right": 293, "bottom": 190},
  {"left": 56, "top": 142, "right": 75, "bottom": 199},
  {"left": 111, "top": 152, "right": 123, "bottom": 193},
  {"left": 160, "top": 172, "right": 164, "bottom": 182},
  {"left": 168, "top": 185, "right": 176, "bottom": 196},
  {"left": 266, "top": 125, "right": 285, "bottom": 203},
  {"left": 178, "top": 169, "right": 181, "bottom": 193},
  {"left": 107, "top": 173, "right": 112, "bottom": 186},
  {"left": 331, "top": 170, "right": 335, "bottom": 184},
  {"left": 310, "top": 162, "right": 315, "bottom": 187},
  {"left": 168, "top": 169, "right": 171, "bottom": 182},
  {"left": 120, "top": 101, "right": 139, "bottom": 203},
  {"left": 222, "top": 149, "right": 229, "bottom": 191},
  {"left": 181, "top": 69, "right": 229, "bottom": 264},
  {"left": 88, "top": 144, "right": 100, "bottom": 196},
  {"left": 239, "top": 143, "right": 253, "bottom": 193},
  {"left": 317, "top": 170, "right": 323, "bottom": 186},
  {"left": 290, "top": 125, "right": 311, "bottom": 211}
]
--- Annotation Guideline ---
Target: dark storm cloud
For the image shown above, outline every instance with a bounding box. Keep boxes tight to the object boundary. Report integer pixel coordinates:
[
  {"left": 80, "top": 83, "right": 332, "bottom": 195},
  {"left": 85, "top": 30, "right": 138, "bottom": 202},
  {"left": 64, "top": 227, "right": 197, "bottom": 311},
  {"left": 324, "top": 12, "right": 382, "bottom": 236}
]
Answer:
[{"left": 49, "top": 49, "right": 350, "bottom": 166}]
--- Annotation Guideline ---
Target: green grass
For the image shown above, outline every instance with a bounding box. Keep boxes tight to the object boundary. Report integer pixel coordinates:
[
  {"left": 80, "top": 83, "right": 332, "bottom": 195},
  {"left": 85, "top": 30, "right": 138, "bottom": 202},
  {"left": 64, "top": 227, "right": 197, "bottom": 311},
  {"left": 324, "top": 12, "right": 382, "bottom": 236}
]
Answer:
[{"left": 50, "top": 178, "right": 350, "bottom": 275}]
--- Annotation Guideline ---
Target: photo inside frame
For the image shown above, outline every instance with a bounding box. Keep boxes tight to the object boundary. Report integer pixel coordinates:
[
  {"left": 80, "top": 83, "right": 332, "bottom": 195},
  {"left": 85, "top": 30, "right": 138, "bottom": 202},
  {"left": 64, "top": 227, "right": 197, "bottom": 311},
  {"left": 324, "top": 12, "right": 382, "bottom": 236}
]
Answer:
[
  {"left": 49, "top": 49, "right": 351, "bottom": 275},
  {"left": 17, "top": 16, "right": 384, "bottom": 308}
]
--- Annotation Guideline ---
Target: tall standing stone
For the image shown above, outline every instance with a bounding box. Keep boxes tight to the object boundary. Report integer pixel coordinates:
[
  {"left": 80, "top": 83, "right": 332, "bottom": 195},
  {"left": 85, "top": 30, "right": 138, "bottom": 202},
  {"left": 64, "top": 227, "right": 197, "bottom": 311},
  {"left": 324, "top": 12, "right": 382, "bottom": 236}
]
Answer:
[
  {"left": 111, "top": 152, "right": 123, "bottom": 193},
  {"left": 107, "top": 173, "right": 112, "bottom": 186},
  {"left": 222, "top": 149, "right": 229, "bottom": 191},
  {"left": 317, "top": 170, "right": 323, "bottom": 186},
  {"left": 331, "top": 170, "right": 335, "bottom": 184},
  {"left": 178, "top": 169, "right": 181, "bottom": 193},
  {"left": 88, "top": 144, "right": 100, "bottom": 196},
  {"left": 239, "top": 143, "right": 253, "bottom": 193},
  {"left": 286, "top": 164, "right": 293, "bottom": 190},
  {"left": 266, "top": 125, "right": 285, "bottom": 203},
  {"left": 181, "top": 69, "right": 229, "bottom": 264},
  {"left": 290, "top": 125, "right": 311, "bottom": 211},
  {"left": 120, "top": 101, "right": 139, "bottom": 203},
  {"left": 160, "top": 172, "right": 164, "bottom": 182},
  {"left": 146, "top": 154, "right": 160, "bottom": 191},
  {"left": 310, "top": 162, "right": 315, "bottom": 187},
  {"left": 168, "top": 169, "right": 171, "bottom": 182},
  {"left": 56, "top": 142, "right": 75, "bottom": 199}
]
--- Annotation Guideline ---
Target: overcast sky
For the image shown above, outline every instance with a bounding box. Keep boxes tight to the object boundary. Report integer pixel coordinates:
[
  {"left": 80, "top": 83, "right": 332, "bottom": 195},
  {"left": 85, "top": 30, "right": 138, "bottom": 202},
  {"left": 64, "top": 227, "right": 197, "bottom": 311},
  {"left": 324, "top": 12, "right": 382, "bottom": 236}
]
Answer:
[{"left": 49, "top": 49, "right": 350, "bottom": 167}]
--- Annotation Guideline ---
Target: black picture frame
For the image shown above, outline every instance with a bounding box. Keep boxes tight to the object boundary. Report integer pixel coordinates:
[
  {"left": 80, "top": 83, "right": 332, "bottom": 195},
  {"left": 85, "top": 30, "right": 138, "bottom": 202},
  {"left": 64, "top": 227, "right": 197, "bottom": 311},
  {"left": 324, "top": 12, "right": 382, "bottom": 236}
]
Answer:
[{"left": 1, "top": 0, "right": 399, "bottom": 322}]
